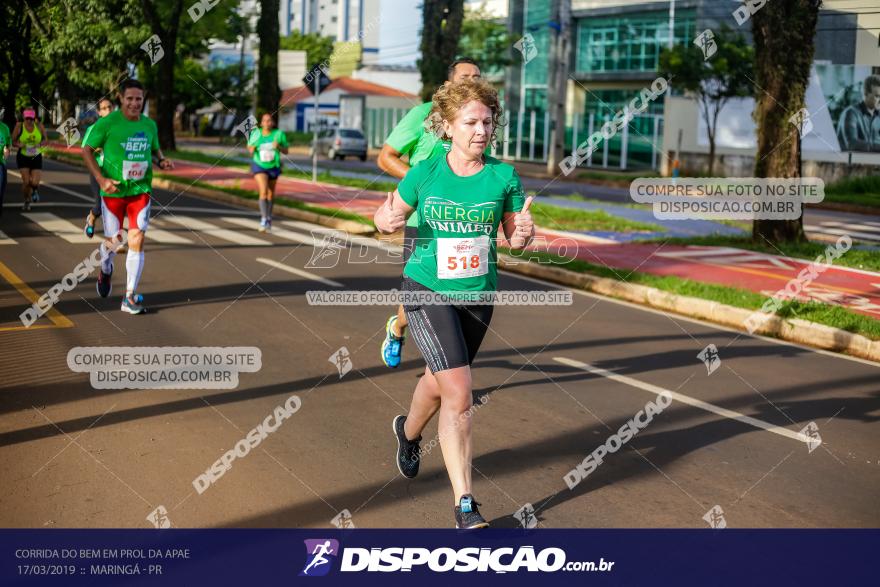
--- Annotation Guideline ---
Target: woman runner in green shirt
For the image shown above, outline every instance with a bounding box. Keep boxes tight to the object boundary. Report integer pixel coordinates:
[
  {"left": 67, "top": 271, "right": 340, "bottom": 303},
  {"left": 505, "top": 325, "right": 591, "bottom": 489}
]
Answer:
[
  {"left": 374, "top": 79, "right": 535, "bottom": 529},
  {"left": 247, "top": 113, "right": 289, "bottom": 233}
]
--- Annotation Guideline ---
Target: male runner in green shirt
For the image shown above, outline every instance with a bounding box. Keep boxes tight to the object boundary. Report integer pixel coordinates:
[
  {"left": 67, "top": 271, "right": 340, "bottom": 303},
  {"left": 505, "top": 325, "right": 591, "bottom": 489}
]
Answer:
[
  {"left": 379, "top": 58, "right": 481, "bottom": 368},
  {"left": 82, "top": 79, "right": 173, "bottom": 315}
]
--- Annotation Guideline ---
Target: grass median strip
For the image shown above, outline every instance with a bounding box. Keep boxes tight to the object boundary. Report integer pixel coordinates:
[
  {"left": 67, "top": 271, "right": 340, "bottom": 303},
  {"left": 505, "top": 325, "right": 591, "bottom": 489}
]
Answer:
[
  {"left": 501, "top": 247, "right": 880, "bottom": 341},
  {"left": 824, "top": 175, "right": 880, "bottom": 209},
  {"left": 531, "top": 202, "right": 665, "bottom": 233}
]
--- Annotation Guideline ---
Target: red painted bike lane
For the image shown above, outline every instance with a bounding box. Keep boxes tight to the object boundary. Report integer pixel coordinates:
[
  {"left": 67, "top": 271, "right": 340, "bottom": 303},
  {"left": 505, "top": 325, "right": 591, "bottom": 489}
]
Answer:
[{"left": 537, "top": 235, "right": 880, "bottom": 320}]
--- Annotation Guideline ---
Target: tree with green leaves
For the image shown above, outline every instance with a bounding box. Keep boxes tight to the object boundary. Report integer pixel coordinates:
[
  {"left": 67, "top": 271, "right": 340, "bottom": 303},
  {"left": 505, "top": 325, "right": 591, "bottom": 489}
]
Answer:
[
  {"left": 457, "top": 2, "right": 513, "bottom": 76},
  {"left": 26, "top": 0, "right": 148, "bottom": 120},
  {"left": 0, "top": 1, "right": 47, "bottom": 128},
  {"left": 256, "top": 0, "right": 281, "bottom": 116},
  {"left": 751, "top": 0, "right": 821, "bottom": 244},
  {"left": 279, "top": 30, "right": 334, "bottom": 72},
  {"left": 418, "top": 0, "right": 464, "bottom": 101},
  {"left": 659, "top": 27, "right": 754, "bottom": 176}
]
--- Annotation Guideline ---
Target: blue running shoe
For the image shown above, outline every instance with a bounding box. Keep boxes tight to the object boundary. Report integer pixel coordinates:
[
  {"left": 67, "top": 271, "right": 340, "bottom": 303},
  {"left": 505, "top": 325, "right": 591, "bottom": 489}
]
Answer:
[
  {"left": 121, "top": 294, "right": 146, "bottom": 315},
  {"left": 381, "top": 315, "right": 405, "bottom": 368}
]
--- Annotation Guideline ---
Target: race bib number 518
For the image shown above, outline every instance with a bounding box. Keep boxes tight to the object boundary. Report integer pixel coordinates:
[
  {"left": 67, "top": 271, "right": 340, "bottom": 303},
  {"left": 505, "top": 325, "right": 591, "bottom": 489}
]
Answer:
[{"left": 437, "top": 236, "right": 489, "bottom": 279}]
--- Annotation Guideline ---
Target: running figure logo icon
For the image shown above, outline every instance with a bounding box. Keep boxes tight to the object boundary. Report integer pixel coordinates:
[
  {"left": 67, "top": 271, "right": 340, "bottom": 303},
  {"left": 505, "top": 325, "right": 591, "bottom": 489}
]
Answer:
[
  {"left": 233, "top": 115, "right": 258, "bottom": 140},
  {"left": 799, "top": 421, "right": 822, "bottom": 453},
  {"left": 329, "top": 347, "right": 352, "bottom": 378},
  {"left": 331, "top": 509, "right": 356, "bottom": 529},
  {"left": 693, "top": 29, "right": 717, "bottom": 60},
  {"left": 789, "top": 108, "right": 814, "bottom": 138},
  {"left": 56, "top": 117, "right": 80, "bottom": 147},
  {"left": 140, "top": 35, "right": 165, "bottom": 65},
  {"left": 146, "top": 505, "right": 172, "bottom": 529},
  {"left": 697, "top": 344, "right": 721, "bottom": 375},
  {"left": 306, "top": 234, "right": 346, "bottom": 269},
  {"left": 514, "top": 503, "right": 538, "bottom": 529},
  {"left": 703, "top": 505, "right": 727, "bottom": 529},
  {"left": 300, "top": 539, "right": 339, "bottom": 577},
  {"left": 513, "top": 33, "right": 538, "bottom": 64}
]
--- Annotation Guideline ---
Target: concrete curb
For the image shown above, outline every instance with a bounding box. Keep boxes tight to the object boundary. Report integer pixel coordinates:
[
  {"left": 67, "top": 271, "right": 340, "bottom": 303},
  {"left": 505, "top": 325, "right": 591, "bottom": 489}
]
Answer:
[
  {"left": 44, "top": 151, "right": 879, "bottom": 363},
  {"left": 497, "top": 255, "right": 880, "bottom": 364}
]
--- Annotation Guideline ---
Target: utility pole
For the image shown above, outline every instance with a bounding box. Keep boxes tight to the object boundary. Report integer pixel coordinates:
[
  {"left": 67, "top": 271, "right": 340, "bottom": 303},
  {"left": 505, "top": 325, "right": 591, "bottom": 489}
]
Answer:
[{"left": 545, "top": 0, "right": 571, "bottom": 176}]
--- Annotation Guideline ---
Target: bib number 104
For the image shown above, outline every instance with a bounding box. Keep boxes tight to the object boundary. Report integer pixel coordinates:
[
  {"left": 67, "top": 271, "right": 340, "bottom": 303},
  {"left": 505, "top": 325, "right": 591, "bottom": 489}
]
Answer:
[{"left": 447, "top": 255, "right": 481, "bottom": 271}]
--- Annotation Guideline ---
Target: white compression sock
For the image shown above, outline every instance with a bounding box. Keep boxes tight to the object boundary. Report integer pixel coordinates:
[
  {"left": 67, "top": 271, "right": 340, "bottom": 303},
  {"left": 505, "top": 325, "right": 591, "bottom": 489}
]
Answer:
[
  {"left": 125, "top": 252, "right": 145, "bottom": 297},
  {"left": 100, "top": 242, "right": 116, "bottom": 274}
]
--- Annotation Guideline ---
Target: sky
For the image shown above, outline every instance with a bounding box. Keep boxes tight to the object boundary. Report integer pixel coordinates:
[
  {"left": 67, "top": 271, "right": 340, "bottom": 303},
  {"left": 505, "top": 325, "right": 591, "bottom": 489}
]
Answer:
[
  {"left": 376, "top": 0, "right": 422, "bottom": 66},
  {"left": 374, "top": 0, "right": 508, "bottom": 66}
]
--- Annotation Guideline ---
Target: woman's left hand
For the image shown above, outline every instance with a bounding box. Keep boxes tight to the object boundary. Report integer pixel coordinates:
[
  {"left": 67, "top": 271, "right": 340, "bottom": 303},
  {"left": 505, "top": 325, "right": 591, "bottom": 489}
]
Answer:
[{"left": 510, "top": 196, "right": 535, "bottom": 249}]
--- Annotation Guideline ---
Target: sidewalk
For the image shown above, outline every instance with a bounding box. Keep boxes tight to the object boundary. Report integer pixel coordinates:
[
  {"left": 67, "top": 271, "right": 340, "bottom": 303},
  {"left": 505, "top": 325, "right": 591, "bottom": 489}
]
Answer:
[{"left": 48, "top": 145, "right": 880, "bottom": 321}]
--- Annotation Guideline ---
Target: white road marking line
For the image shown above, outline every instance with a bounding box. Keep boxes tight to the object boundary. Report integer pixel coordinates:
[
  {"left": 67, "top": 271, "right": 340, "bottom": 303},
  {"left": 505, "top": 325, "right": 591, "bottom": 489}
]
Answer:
[
  {"left": 221, "top": 217, "right": 319, "bottom": 246},
  {"left": 0, "top": 230, "right": 17, "bottom": 245},
  {"left": 281, "top": 220, "right": 402, "bottom": 253},
  {"left": 820, "top": 222, "right": 880, "bottom": 233},
  {"left": 805, "top": 225, "right": 880, "bottom": 242},
  {"left": 22, "top": 212, "right": 92, "bottom": 243},
  {"left": 821, "top": 221, "right": 880, "bottom": 233},
  {"left": 255, "top": 257, "right": 343, "bottom": 287},
  {"left": 144, "top": 228, "right": 193, "bottom": 244},
  {"left": 553, "top": 357, "right": 813, "bottom": 444},
  {"left": 7, "top": 172, "right": 93, "bottom": 203},
  {"left": 163, "top": 215, "right": 272, "bottom": 246}
]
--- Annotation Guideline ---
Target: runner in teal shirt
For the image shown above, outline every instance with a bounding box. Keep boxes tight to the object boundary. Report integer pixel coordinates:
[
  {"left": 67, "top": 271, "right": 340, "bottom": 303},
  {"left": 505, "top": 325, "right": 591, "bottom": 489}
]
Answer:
[
  {"left": 378, "top": 58, "right": 482, "bottom": 369},
  {"left": 374, "top": 78, "right": 535, "bottom": 530}
]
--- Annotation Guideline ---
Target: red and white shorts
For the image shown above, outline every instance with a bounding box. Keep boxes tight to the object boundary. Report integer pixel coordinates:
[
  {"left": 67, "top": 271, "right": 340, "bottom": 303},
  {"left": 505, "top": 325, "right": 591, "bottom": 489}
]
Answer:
[{"left": 101, "top": 193, "right": 151, "bottom": 238}]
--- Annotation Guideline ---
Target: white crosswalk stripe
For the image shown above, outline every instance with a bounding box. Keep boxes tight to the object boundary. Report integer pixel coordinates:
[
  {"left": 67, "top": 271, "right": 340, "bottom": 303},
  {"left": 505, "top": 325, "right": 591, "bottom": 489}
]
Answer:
[
  {"left": 144, "top": 227, "right": 194, "bottom": 244},
  {"left": 221, "top": 217, "right": 319, "bottom": 246},
  {"left": 161, "top": 215, "right": 272, "bottom": 246},
  {"left": 0, "top": 230, "right": 17, "bottom": 245},
  {"left": 22, "top": 212, "right": 93, "bottom": 243},
  {"left": 805, "top": 223, "right": 880, "bottom": 243},
  {"left": 820, "top": 221, "right": 880, "bottom": 233},
  {"left": 281, "top": 220, "right": 401, "bottom": 253}
]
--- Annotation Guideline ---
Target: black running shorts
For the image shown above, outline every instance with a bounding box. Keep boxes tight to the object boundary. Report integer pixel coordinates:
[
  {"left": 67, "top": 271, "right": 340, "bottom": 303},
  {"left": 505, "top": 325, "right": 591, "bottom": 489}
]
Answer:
[
  {"left": 401, "top": 276, "right": 493, "bottom": 373},
  {"left": 16, "top": 153, "right": 42, "bottom": 170}
]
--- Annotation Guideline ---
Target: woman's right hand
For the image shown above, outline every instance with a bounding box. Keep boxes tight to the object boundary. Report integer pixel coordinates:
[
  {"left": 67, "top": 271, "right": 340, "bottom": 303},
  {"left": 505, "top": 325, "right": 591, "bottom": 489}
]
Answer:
[
  {"left": 374, "top": 191, "right": 406, "bottom": 234},
  {"left": 100, "top": 177, "right": 120, "bottom": 195}
]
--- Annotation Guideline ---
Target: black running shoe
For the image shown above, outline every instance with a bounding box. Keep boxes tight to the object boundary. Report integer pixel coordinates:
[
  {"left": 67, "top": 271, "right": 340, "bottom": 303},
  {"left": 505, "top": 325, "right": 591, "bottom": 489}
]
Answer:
[
  {"left": 393, "top": 415, "right": 421, "bottom": 479},
  {"left": 96, "top": 267, "right": 112, "bottom": 298},
  {"left": 455, "top": 494, "right": 489, "bottom": 530}
]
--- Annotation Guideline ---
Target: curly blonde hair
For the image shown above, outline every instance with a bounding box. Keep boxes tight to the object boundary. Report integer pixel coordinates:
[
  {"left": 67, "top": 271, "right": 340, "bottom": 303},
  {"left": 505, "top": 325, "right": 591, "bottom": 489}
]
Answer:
[{"left": 424, "top": 79, "right": 504, "bottom": 144}]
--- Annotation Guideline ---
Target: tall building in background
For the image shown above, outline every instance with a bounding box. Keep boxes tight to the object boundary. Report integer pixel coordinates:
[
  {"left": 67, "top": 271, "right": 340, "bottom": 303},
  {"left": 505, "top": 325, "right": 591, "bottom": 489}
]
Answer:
[
  {"left": 279, "top": 0, "right": 381, "bottom": 63},
  {"left": 504, "top": 0, "right": 880, "bottom": 176}
]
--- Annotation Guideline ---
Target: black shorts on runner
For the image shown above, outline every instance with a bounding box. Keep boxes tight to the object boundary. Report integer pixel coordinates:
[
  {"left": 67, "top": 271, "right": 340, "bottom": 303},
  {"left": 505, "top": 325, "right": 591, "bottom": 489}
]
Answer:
[
  {"left": 16, "top": 153, "right": 42, "bottom": 170},
  {"left": 401, "top": 276, "right": 493, "bottom": 373}
]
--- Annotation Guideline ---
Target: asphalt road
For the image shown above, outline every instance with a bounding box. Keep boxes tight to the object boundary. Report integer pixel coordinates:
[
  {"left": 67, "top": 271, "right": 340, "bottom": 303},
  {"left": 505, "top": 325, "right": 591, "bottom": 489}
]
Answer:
[{"left": 0, "top": 159, "right": 878, "bottom": 529}]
